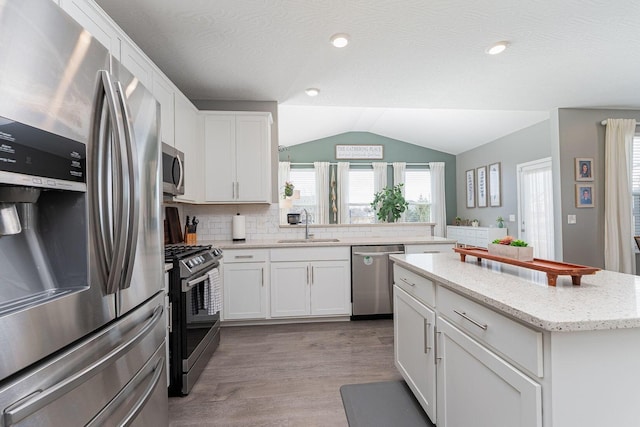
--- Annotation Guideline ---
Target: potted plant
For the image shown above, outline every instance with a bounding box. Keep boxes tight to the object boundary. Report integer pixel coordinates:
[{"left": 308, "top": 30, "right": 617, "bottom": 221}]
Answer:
[
  {"left": 471, "top": 219, "right": 479, "bottom": 227},
  {"left": 283, "top": 181, "right": 294, "bottom": 199},
  {"left": 370, "top": 184, "right": 409, "bottom": 222},
  {"left": 488, "top": 236, "right": 533, "bottom": 261},
  {"left": 454, "top": 216, "right": 462, "bottom": 226},
  {"left": 496, "top": 216, "right": 505, "bottom": 228}
]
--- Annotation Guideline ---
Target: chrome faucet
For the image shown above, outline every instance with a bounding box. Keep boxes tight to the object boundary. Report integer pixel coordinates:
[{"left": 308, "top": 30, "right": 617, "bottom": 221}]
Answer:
[{"left": 303, "top": 208, "right": 312, "bottom": 239}]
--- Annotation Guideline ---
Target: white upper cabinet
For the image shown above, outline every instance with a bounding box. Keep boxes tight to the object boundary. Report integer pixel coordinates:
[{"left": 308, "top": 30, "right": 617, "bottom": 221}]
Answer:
[
  {"left": 120, "top": 39, "right": 153, "bottom": 91},
  {"left": 59, "top": 0, "right": 121, "bottom": 59},
  {"left": 152, "top": 73, "right": 175, "bottom": 147},
  {"left": 203, "top": 112, "right": 272, "bottom": 203},
  {"left": 174, "top": 94, "right": 203, "bottom": 202}
]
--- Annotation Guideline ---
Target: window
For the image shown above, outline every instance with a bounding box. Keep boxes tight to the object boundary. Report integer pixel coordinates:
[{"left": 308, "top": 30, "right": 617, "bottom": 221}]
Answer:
[
  {"left": 632, "top": 135, "right": 640, "bottom": 242},
  {"left": 348, "top": 169, "right": 375, "bottom": 223},
  {"left": 288, "top": 168, "right": 317, "bottom": 223},
  {"left": 403, "top": 169, "right": 431, "bottom": 222}
]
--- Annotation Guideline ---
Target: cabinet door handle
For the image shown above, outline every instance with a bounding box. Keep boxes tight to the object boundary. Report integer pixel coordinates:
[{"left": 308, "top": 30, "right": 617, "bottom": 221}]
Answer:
[
  {"left": 311, "top": 266, "right": 314, "bottom": 284},
  {"left": 231, "top": 182, "right": 235, "bottom": 199},
  {"left": 424, "top": 320, "right": 431, "bottom": 353},
  {"left": 236, "top": 182, "right": 239, "bottom": 199},
  {"left": 435, "top": 329, "right": 442, "bottom": 362},
  {"left": 399, "top": 277, "right": 415, "bottom": 287},
  {"left": 234, "top": 255, "right": 253, "bottom": 259},
  {"left": 306, "top": 265, "right": 310, "bottom": 285},
  {"left": 261, "top": 267, "right": 264, "bottom": 287},
  {"left": 453, "top": 309, "right": 488, "bottom": 330}
]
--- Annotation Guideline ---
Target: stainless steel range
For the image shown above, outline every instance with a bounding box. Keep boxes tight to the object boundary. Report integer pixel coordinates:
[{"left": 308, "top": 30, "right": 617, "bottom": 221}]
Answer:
[{"left": 165, "top": 245, "right": 223, "bottom": 396}]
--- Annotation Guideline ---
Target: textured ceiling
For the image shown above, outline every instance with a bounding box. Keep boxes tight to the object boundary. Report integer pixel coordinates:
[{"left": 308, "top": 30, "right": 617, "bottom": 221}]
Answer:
[{"left": 95, "top": 0, "right": 640, "bottom": 154}]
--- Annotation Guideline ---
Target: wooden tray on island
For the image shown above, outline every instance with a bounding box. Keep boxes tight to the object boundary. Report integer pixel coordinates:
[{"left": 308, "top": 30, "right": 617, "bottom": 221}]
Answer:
[{"left": 453, "top": 247, "right": 600, "bottom": 286}]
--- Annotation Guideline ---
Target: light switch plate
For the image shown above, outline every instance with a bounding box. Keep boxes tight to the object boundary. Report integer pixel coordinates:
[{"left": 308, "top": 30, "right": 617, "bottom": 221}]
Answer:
[
  {"left": 509, "top": 214, "right": 516, "bottom": 222},
  {"left": 568, "top": 214, "right": 577, "bottom": 224}
]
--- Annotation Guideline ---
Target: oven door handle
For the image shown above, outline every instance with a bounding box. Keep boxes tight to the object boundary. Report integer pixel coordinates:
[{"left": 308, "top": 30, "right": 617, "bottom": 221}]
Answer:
[{"left": 182, "top": 274, "right": 210, "bottom": 293}]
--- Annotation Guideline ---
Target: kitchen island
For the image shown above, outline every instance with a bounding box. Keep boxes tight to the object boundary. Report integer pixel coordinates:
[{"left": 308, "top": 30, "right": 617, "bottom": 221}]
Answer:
[{"left": 391, "top": 252, "right": 640, "bottom": 427}]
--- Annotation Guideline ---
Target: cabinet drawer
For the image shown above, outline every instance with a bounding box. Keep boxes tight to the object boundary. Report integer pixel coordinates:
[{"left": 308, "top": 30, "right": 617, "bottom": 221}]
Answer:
[
  {"left": 394, "top": 265, "right": 435, "bottom": 308},
  {"left": 270, "top": 246, "right": 349, "bottom": 262},
  {"left": 437, "top": 286, "right": 543, "bottom": 377},
  {"left": 405, "top": 244, "right": 454, "bottom": 254},
  {"left": 223, "top": 249, "right": 269, "bottom": 263}
]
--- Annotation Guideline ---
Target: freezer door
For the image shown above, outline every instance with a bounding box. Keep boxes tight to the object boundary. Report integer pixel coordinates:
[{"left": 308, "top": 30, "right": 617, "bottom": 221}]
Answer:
[
  {"left": 112, "top": 61, "right": 163, "bottom": 316},
  {"left": 0, "top": 293, "right": 167, "bottom": 427}
]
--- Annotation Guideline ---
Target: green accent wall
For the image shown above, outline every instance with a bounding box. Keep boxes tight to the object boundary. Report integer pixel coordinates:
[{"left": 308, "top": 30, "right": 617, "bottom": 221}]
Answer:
[{"left": 279, "top": 132, "right": 457, "bottom": 225}]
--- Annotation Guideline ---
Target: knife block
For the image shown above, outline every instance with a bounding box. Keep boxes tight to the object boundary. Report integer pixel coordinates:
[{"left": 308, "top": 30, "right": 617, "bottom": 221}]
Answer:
[{"left": 184, "top": 230, "right": 197, "bottom": 245}]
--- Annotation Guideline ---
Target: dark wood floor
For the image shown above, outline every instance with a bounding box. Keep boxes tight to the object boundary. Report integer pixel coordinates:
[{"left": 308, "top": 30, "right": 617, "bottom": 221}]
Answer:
[{"left": 168, "top": 319, "right": 402, "bottom": 426}]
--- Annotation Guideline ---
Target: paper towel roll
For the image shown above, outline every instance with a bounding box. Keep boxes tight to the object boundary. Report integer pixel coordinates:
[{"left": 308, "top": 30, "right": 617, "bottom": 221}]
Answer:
[{"left": 232, "top": 213, "right": 246, "bottom": 241}]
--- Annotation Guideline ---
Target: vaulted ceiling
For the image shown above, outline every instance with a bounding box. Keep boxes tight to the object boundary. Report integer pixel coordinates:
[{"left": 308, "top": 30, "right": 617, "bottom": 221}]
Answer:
[{"left": 96, "top": 0, "right": 640, "bottom": 154}]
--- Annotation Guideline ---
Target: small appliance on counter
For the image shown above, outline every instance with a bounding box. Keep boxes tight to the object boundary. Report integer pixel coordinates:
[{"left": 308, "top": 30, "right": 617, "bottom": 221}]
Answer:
[
  {"left": 232, "top": 213, "right": 246, "bottom": 241},
  {"left": 287, "top": 213, "right": 301, "bottom": 224}
]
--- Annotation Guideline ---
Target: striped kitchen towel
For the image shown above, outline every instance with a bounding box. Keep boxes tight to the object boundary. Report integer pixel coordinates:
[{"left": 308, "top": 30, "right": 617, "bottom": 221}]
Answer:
[{"left": 203, "top": 267, "right": 222, "bottom": 315}]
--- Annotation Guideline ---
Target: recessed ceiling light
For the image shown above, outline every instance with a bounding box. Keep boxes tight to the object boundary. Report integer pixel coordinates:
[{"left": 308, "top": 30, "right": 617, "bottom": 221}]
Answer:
[
  {"left": 485, "top": 41, "right": 509, "bottom": 55},
  {"left": 305, "top": 88, "right": 320, "bottom": 97},
  {"left": 330, "top": 33, "right": 350, "bottom": 48}
]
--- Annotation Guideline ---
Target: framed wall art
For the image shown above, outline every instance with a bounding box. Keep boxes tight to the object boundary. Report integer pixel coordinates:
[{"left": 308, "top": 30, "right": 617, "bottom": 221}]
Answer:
[
  {"left": 466, "top": 169, "right": 475, "bottom": 208},
  {"left": 489, "top": 162, "right": 502, "bottom": 207},
  {"left": 575, "top": 158, "right": 593, "bottom": 181},
  {"left": 576, "top": 184, "right": 594, "bottom": 208},
  {"left": 477, "top": 166, "right": 487, "bottom": 207}
]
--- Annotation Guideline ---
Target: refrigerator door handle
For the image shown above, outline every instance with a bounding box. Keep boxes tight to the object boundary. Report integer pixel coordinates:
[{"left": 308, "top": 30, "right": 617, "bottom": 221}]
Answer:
[
  {"left": 89, "top": 70, "right": 126, "bottom": 295},
  {"left": 3, "top": 305, "right": 163, "bottom": 426},
  {"left": 113, "top": 80, "right": 140, "bottom": 290}
]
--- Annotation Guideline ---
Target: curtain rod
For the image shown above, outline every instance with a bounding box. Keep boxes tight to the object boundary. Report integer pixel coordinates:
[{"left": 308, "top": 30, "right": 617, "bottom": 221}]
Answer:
[
  {"left": 600, "top": 119, "right": 640, "bottom": 126},
  {"left": 288, "top": 162, "right": 431, "bottom": 166}
]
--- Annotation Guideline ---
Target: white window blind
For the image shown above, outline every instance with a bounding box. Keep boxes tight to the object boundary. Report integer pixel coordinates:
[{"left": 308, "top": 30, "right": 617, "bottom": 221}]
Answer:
[
  {"left": 289, "top": 169, "right": 317, "bottom": 222},
  {"left": 404, "top": 169, "right": 431, "bottom": 222},
  {"left": 632, "top": 135, "right": 640, "bottom": 240},
  {"left": 348, "top": 169, "right": 375, "bottom": 223}
]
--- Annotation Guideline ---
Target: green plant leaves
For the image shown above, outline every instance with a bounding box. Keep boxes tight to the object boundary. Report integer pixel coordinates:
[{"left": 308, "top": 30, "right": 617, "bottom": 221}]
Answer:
[{"left": 370, "top": 184, "right": 409, "bottom": 222}]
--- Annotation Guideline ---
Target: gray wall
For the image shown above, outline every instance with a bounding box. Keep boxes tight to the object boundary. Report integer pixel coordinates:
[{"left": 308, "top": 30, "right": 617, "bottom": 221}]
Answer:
[
  {"left": 456, "top": 121, "right": 552, "bottom": 231},
  {"left": 280, "top": 132, "right": 457, "bottom": 225},
  {"left": 555, "top": 108, "right": 640, "bottom": 268},
  {"left": 193, "top": 100, "right": 279, "bottom": 203}
]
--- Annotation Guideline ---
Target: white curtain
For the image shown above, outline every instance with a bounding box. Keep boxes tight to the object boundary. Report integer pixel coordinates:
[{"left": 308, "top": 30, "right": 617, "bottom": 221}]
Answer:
[
  {"left": 604, "top": 118, "right": 636, "bottom": 274},
  {"left": 393, "top": 162, "right": 406, "bottom": 222},
  {"left": 314, "top": 162, "right": 330, "bottom": 225},
  {"left": 278, "top": 161, "right": 290, "bottom": 223},
  {"left": 429, "top": 162, "right": 446, "bottom": 237},
  {"left": 521, "top": 162, "right": 554, "bottom": 259},
  {"left": 372, "top": 162, "right": 388, "bottom": 223},
  {"left": 337, "top": 162, "right": 350, "bottom": 224}
]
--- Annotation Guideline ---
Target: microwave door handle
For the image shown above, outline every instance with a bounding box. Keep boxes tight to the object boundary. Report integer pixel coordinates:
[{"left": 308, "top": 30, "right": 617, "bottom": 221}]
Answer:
[
  {"left": 113, "top": 81, "right": 140, "bottom": 291},
  {"left": 175, "top": 154, "right": 184, "bottom": 192},
  {"left": 89, "top": 70, "right": 121, "bottom": 293}
]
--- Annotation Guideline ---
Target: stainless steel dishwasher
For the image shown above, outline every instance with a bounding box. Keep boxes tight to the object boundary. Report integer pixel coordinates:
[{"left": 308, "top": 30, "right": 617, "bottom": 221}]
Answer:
[{"left": 351, "top": 244, "right": 405, "bottom": 318}]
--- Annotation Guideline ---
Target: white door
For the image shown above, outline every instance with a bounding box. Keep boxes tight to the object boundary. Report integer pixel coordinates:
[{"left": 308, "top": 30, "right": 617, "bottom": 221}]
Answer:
[
  {"left": 310, "top": 260, "right": 351, "bottom": 316},
  {"left": 270, "top": 262, "right": 310, "bottom": 317},
  {"left": 223, "top": 262, "right": 266, "bottom": 320},
  {"left": 394, "top": 286, "right": 436, "bottom": 424},
  {"left": 517, "top": 158, "right": 554, "bottom": 259},
  {"left": 436, "top": 318, "right": 542, "bottom": 427}
]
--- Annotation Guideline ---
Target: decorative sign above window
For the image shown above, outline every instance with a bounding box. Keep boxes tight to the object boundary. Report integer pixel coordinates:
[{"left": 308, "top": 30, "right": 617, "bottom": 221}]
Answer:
[{"left": 335, "top": 144, "right": 384, "bottom": 160}]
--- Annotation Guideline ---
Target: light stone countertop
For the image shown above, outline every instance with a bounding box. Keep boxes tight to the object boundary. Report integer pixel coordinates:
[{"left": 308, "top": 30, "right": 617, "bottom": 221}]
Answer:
[
  {"left": 391, "top": 252, "right": 640, "bottom": 332},
  {"left": 200, "top": 235, "right": 456, "bottom": 249}
]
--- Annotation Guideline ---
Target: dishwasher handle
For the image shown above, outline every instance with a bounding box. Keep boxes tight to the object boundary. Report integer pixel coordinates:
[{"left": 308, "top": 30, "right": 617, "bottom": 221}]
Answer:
[{"left": 353, "top": 251, "right": 405, "bottom": 257}]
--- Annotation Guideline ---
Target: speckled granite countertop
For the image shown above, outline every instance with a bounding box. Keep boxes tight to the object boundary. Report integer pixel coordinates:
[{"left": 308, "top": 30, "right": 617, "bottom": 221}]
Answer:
[
  {"left": 391, "top": 252, "right": 640, "bottom": 332},
  {"left": 201, "top": 236, "right": 456, "bottom": 249}
]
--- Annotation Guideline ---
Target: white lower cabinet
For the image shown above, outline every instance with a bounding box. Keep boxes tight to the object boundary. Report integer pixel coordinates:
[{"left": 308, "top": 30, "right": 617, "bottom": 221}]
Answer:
[
  {"left": 436, "top": 317, "right": 542, "bottom": 427},
  {"left": 394, "top": 286, "right": 436, "bottom": 424},
  {"left": 222, "top": 250, "right": 268, "bottom": 320},
  {"left": 270, "top": 247, "right": 351, "bottom": 318}
]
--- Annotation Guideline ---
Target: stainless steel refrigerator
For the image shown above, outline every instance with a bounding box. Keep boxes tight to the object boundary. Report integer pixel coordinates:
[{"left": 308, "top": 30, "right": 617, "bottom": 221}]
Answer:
[{"left": 0, "top": 0, "right": 167, "bottom": 425}]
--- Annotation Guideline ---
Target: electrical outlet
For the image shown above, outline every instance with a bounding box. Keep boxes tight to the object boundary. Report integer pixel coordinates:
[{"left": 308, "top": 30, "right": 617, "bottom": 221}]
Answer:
[
  {"left": 509, "top": 214, "right": 516, "bottom": 222},
  {"left": 568, "top": 214, "right": 577, "bottom": 224}
]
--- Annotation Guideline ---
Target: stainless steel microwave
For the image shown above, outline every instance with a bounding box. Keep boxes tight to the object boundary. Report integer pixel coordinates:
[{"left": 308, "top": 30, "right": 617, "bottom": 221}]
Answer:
[{"left": 162, "top": 142, "right": 184, "bottom": 196}]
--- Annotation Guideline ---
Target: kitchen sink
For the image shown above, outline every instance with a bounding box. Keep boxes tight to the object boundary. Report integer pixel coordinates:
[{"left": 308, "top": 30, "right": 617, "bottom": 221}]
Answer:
[{"left": 276, "top": 238, "right": 340, "bottom": 244}]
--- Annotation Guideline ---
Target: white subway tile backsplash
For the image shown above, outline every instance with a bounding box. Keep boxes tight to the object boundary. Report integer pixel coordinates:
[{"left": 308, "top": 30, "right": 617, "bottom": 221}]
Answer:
[{"left": 177, "top": 203, "right": 434, "bottom": 242}]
